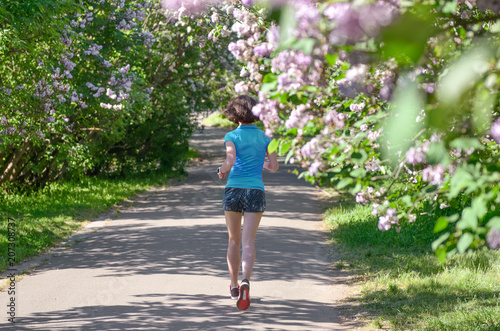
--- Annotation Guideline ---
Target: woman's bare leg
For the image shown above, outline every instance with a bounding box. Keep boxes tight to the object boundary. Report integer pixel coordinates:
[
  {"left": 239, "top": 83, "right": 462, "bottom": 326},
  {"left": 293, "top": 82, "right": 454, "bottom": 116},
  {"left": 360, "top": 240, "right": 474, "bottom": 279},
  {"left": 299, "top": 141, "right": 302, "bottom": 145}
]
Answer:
[
  {"left": 225, "top": 211, "right": 242, "bottom": 287},
  {"left": 241, "top": 212, "right": 263, "bottom": 281}
]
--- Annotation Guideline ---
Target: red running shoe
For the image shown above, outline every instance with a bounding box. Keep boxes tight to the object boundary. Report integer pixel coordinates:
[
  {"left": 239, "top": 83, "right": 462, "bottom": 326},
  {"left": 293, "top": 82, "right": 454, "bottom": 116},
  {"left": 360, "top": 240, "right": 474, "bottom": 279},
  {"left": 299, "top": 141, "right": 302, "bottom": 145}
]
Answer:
[{"left": 236, "top": 279, "right": 250, "bottom": 310}]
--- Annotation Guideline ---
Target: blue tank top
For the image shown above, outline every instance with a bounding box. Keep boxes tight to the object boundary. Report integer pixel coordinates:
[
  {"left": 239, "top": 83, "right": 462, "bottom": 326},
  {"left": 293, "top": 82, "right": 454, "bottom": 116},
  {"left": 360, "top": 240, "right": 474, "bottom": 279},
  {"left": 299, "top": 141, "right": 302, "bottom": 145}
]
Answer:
[{"left": 224, "top": 125, "right": 271, "bottom": 191}]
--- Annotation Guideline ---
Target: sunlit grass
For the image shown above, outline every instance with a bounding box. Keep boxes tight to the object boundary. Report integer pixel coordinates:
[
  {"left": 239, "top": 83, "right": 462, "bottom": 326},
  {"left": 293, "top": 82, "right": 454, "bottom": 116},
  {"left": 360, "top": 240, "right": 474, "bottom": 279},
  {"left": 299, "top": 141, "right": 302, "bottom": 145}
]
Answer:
[
  {"left": 0, "top": 170, "right": 182, "bottom": 272},
  {"left": 325, "top": 201, "right": 500, "bottom": 330},
  {"left": 203, "top": 111, "right": 265, "bottom": 130},
  {"left": 202, "top": 111, "right": 237, "bottom": 128}
]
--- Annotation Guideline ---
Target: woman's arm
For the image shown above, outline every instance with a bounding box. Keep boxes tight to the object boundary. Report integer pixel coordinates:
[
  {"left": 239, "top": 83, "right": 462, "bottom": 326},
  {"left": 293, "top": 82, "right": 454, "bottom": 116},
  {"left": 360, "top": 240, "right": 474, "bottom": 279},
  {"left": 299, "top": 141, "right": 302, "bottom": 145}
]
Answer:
[
  {"left": 263, "top": 150, "right": 279, "bottom": 172},
  {"left": 219, "top": 141, "right": 236, "bottom": 179}
]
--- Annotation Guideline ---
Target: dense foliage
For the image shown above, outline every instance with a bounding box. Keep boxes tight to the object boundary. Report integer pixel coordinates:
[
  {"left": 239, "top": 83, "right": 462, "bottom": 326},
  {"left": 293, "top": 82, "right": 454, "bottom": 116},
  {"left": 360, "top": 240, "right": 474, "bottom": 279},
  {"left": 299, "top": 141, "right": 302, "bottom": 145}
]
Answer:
[
  {"left": 163, "top": 0, "right": 499, "bottom": 259},
  {"left": 0, "top": 0, "right": 236, "bottom": 191}
]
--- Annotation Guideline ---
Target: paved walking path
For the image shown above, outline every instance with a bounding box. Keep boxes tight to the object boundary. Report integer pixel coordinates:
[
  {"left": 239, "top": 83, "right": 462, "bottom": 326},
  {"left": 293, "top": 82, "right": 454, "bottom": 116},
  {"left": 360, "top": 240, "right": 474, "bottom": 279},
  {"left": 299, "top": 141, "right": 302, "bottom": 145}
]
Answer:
[{"left": 0, "top": 126, "right": 358, "bottom": 330}]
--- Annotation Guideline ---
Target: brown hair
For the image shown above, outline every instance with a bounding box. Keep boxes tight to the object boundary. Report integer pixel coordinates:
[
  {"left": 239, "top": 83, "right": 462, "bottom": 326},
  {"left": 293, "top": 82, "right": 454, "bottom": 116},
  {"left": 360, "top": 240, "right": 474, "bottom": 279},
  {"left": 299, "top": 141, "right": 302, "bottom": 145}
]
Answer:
[{"left": 224, "top": 95, "right": 259, "bottom": 124}]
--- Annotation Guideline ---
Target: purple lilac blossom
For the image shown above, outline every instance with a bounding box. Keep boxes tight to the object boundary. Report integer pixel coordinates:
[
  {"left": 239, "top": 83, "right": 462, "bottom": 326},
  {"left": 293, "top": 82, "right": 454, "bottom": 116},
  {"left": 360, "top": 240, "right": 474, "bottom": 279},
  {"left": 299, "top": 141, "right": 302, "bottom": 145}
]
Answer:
[
  {"left": 253, "top": 43, "right": 274, "bottom": 57},
  {"left": 323, "top": 110, "right": 345, "bottom": 129},
  {"left": 325, "top": 1, "right": 397, "bottom": 45},
  {"left": 161, "top": 0, "right": 218, "bottom": 15},
  {"left": 491, "top": 119, "right": 500, "bottom": 143},
  {"left": 356, "top": 192, "right": 368, "bottom": 204},
  {"left": 301, "top": 138, "right": 319, "bottom": 158},
  {"left": 308, "top": 161, "right": 321, "bottom": 176},
  {"left": 349, "top": 102, "right": 365, "bottom": 112},
  {"left": 405, "top": 147, "right": 426, "bottom": 165},
  {"left": 285, "top": 104, "right": 310, "bottom": 129},
  {"left": 294, "top": 0, "right": 320, "bottom": 38},
  {"left": 378, "top": 208, "right": 398, "bottom": 231},
  {"left": 241, "top": 0, "right": 255, "bottom": 7},
  {"left": 486, "top": 227, "right": 500, "bottom": 250},
  {"left": 421, "top": 164, "right": 445, "bottom": 185}
]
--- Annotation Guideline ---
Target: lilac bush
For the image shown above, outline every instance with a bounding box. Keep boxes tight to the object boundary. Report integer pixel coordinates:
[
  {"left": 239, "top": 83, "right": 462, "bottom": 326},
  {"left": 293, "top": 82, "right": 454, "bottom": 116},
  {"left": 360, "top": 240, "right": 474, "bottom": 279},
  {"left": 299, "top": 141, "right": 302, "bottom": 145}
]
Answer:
[{"left": 0, "top": 0, "right": 237, "bottom": 189}]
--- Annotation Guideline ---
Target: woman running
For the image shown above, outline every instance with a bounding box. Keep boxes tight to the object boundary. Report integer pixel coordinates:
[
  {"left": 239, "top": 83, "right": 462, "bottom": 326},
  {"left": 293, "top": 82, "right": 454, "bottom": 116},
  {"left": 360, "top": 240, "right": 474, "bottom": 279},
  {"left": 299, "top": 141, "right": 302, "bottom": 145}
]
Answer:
[{"left": 218, "top": 95, "right": 279, "bottom": 310}]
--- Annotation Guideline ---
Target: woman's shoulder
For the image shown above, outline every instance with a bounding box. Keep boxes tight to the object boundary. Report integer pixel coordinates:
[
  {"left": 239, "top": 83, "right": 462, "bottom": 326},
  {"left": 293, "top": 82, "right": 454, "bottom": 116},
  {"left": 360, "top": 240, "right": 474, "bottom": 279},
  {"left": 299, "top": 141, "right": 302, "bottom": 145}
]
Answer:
[
  {"left": 224, "top": 128, "right": 241, "bottom": 140},
  {"left": 257, "top": 128, "right": 271, "bottom": 141}
]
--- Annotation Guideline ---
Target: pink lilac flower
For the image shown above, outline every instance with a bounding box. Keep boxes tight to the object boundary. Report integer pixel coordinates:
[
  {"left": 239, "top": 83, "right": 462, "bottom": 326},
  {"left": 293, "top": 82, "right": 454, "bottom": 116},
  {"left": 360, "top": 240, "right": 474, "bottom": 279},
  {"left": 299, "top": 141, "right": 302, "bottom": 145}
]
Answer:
[
  {"left": 70, "top": 92, "right": 79, "bottom": 103},
  {"left": 365, "top": 157, "right": 380, "bottom": 172},
  {"left": 211, "top": 12, "right": 219, "bottom": 23},
  {"left": 161, "top": 0, "right": 217, "bottom": 15},
  {"left": 241, "top": 0, "right": 255, "bottom": 7},
  {"left": 234, "top": 81, "right": 249, "bottom": 93},
  {"left": 294, "top": 0, "right": 320, "bottom": 38},
  {"left": 254, "top": 43, "right": 274, "bottom": 57},
  {"left": 325, "top": 1, "right": 397, "bottom": 45},
  {"left": 285, "top": 104, "right": 310, "bottom": 129},
  {"left": 301, "top": 138, "right": 319, "bottom": 158},
  {"left": 349, "top": 102, "right": 365, "bottom": 112},
  {"left": 405, "top": 147, "right": 426, "bottom": 165},
  {"left": 378, "top": 208, "right": 398, "bottom": 231},
  {"left": 421, "top": 164, "right": 445, "bottom": 185},
  {"left": 486, "top": 227, "right": 500, "bottom": 250},
  {"left": 491, "top": 118, "right": 500, "bottom": 143},
  {"left": 308, "top": 160, "right": 321, "bottom": 176},
  {"left": 356, "top": 192, "right": 368, "bottom": 205}
]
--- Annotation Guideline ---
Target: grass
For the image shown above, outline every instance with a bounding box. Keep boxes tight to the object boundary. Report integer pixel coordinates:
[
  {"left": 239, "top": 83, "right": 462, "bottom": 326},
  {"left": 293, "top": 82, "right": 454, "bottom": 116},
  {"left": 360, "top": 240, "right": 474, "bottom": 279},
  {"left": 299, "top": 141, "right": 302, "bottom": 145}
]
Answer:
[
  {"left": 0, "top": 169, "right": 184, "bottom": 273},
  {"left": 324, "top": 200, "right": 500, "bottom": 330},
  {"left": 202, "top": 111, "right": 237, "bottom": 128},
  {"left": 202, "top": 111, "right": 265, "bottom": 130}
]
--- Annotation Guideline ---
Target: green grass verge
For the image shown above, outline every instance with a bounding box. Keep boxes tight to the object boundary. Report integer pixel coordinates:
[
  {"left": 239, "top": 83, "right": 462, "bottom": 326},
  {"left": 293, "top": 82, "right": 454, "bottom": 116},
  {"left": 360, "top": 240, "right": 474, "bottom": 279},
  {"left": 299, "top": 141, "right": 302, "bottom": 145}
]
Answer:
[
  {"left": 325, "top": 201, "right": 500, "bottom": 330},
  {"left": 203, "top": 111, "right": 237, "bottom": 129},
  {"left": 0, "top": 169, "right": 184, "bottom": 273},
  {"left": 203, "top": 111, "right": 265, "bottom": 130}
]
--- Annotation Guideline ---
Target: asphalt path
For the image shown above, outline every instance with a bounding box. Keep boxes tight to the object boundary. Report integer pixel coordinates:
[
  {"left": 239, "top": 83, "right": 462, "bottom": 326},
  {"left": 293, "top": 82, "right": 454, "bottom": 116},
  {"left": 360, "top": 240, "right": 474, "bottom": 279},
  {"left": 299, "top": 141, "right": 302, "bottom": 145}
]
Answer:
[{"left": 0, "top": 126, "right": 357, "bottom": 330}]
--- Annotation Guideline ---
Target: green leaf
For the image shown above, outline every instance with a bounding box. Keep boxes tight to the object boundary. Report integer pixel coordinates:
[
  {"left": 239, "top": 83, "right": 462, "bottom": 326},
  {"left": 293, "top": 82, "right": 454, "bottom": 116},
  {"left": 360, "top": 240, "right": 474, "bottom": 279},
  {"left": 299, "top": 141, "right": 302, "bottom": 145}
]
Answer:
[
  {"left": 471, "top": 196, "right": 488, "bottom": 220},
  {"left": 426, "top": 142, "right": 450, "bottom": 166},
  {"left": 449, "top": 138, "right": 483, "bottom": 151},
  {"left": 292, "top": 38, "right": 315, "bottom": 55},
  {"left": 457, "top": 207, "right": 478, "bottom": 231},
  {"left": 279, "top": 5, "right": 296, "bottom": 46},
  {"left": 382, "top": 76, "right": 424, "bottom": 165},
  {"left": 432, "top": 232, "right": 450, "bottom": 251},
  {"left": 380, "top": 11, "right": 438, "bottom": 64},
  {"left": 336, "top": 177, "right": 353, "bottom": 190},
  {"left": 279, "top": 141, "right": 291, "bottom": 155},
  {"left": 441, "top": 1, "right": 457, "bottom": 13},
  {"left": 472, "top": 88, "right": 495, "bottom": 133},
  {"left": 457, "top": 232, "right": 474, "bottom": 253},
  {"left": 262, "top": 73, "right": 277, "bottom": 83},
  {"left": 285, "top": 149, "right": 294, "bottom": 164},
  {"left": 487, "top": 216, "right": 500, "bottom": 230},
  {"left": 434, "top": 216, "right": 449, "bottom": 233},
  {"left": 268, "top": 139, "right": 279, "bottom": 154},
  {"left": 349, "top": 168, "right": 367, "bottom": 178},
  {"left": 261, "top": 81, "right": 278, "bottom": 93},
  {"left": 435, "top": 246, "right": 447, "bottom": 264},
  {"left": 325, "top": 53, "right": 338, "bottom": 66},
  {"left": 400, "top": 195, "right": 412, "bottom": 207},
  {"left": 438, "top": 47, "right": 492, "bottom": 104},
  {"left": 349, "top": 182, "right": 363, "bottom": 195},
  {"left": 448, "top": 167, "right": 474, "bottom": 199},
  {"left": 350, "top": 149, "right": 368, "bottom": 165}
]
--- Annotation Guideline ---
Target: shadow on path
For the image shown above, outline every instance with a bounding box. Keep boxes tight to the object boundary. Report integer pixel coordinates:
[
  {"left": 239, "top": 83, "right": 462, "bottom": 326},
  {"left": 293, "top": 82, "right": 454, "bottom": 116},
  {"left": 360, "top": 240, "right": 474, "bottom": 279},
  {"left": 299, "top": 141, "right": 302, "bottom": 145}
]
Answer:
[{"left": 0, "top": 126, "right": 358, "bottom": 330}]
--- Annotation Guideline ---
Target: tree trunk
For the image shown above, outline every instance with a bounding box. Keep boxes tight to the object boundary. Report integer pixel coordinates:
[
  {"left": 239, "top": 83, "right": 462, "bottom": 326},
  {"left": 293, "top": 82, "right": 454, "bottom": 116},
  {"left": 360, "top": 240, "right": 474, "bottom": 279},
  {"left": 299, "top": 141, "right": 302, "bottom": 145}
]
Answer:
[{"left": 0, "top": 137, "right": 30, "bottom": 186}]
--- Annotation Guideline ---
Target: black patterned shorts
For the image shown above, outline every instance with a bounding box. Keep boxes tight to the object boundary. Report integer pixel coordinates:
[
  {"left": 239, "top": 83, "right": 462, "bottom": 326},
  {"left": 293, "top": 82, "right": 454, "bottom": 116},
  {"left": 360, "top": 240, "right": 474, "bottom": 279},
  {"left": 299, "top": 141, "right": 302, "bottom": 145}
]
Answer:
[{"left": 222, "top": 187, "right": 266, "bottom": 213}]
